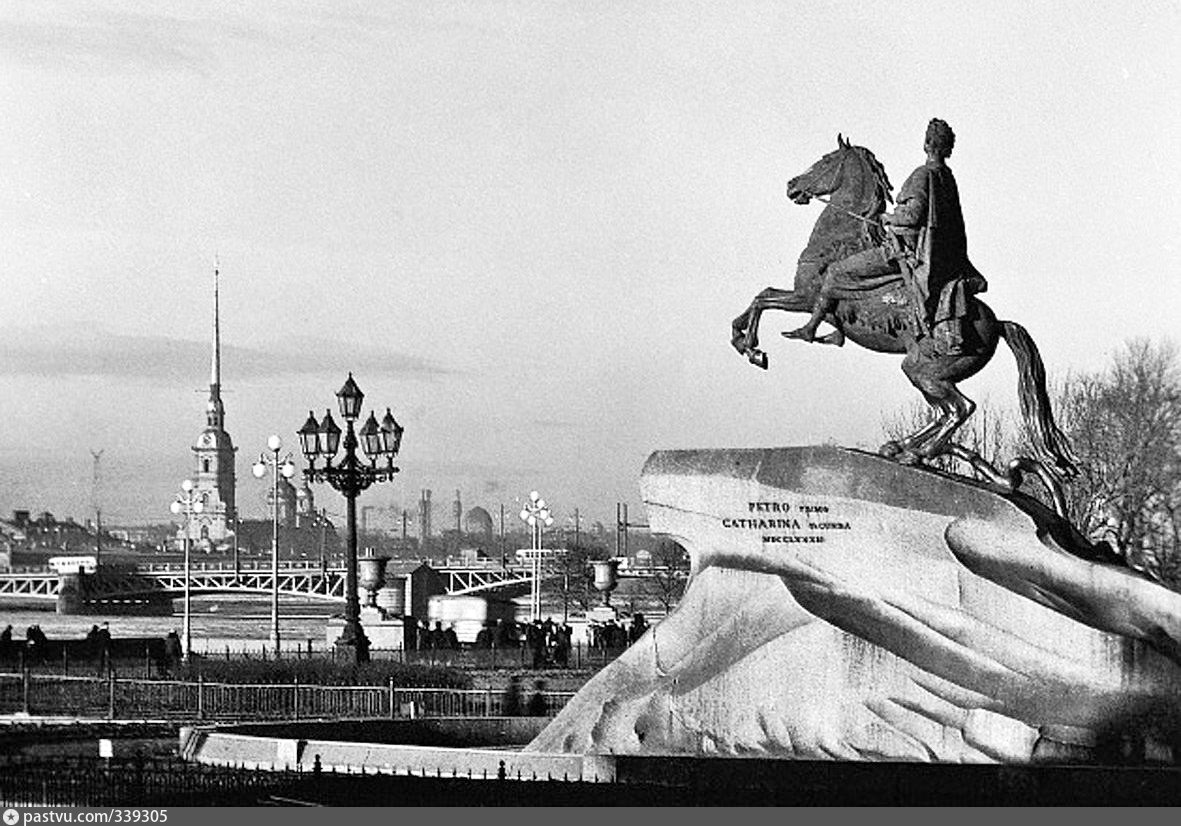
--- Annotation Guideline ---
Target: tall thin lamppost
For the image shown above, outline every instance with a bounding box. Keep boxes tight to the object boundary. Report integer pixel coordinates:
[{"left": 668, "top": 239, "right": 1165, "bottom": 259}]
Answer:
[
  {"left": 519, "top": 491, "right": 554, "bottom": 622},
  {"left": 298, "top": 373, "right": 404, "bottom": 664},
  {"left": 170, "top": 480, "right": 204, "bottom": 662},
  {"left": 253, "top": 435, "right": 296, "bottom": 658}
]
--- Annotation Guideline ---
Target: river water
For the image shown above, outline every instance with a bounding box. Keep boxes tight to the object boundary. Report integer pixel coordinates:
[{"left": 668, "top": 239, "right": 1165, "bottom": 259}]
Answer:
[{"left": 0, "top": 595, "right": 342, "bottom": 656}]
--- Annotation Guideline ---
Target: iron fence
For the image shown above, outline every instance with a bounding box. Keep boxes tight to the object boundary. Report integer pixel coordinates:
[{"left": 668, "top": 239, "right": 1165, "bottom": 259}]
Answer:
[
  {"left": 0, "top": 671, "right": 573, "bottom": 722},
  {"left": 0, "top": 754, "right": 305, "bottom": 807},
  {"left": 4, "top": 641, "right": 631, "bottom": 675},
  {"left": 0, "top": 754, "right": 625, "bottom": 807}
]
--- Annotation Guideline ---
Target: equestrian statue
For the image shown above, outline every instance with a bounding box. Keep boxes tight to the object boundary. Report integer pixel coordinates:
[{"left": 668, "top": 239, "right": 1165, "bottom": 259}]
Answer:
[{"left": 730, "top": 119, "right": 1079, "bottom": 509}]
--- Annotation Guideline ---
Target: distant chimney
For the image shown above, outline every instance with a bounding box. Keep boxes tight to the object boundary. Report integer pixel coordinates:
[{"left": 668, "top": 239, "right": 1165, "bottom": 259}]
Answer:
[{"left": 419, "top": 489, "right": 432, "bottom": 540}]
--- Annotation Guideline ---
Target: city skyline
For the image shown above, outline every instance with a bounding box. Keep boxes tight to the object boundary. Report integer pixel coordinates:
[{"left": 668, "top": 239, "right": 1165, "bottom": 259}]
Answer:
[{"left": 0, "top": 3, "right": 1177, "bottom": 528}]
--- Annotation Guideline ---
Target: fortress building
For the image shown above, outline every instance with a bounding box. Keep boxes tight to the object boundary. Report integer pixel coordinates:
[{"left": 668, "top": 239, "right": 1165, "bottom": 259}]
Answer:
[
  {"left": 267, "top": 476, "right": 317, "bottom": 529},
  {"left": 177, "top": 267, "right": 237, "bottom": 549}
]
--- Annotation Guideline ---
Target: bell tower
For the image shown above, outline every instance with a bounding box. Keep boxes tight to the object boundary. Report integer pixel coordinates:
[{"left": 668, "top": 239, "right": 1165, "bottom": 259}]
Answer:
[{"left": 178, "top": 265, "right": 237, "bottom": 548}]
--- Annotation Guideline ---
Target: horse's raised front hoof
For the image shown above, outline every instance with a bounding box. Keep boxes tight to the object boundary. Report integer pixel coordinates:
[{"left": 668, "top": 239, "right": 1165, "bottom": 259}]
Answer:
[
  {"left": 878, "top": 441, "right": 903, "bottom": 458},
  {"left": 730, "top": 333, "right": 752, "bottom": 356},
  {"left": 748, "top": 349, "right": 768, "bottom": 370}
]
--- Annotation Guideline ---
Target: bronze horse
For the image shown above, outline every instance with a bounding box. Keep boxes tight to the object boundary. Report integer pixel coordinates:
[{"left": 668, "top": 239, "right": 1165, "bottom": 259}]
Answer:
[{"left": 730, "top": 136, "right": 1078, "bottom": 487}]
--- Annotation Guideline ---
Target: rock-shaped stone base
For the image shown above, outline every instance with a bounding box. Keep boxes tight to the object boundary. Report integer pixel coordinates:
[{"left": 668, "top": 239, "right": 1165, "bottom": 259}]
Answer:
[{"left": 528, "top": 447, "right": 1181, "bottom": 763}]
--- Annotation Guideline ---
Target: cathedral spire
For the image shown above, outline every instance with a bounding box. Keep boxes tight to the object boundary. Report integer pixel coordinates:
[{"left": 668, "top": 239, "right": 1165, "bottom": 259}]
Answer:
[
  {"left": 211, "top": 262, "right": 221, "bottom": 390},
  {"left": 181, "top": 259, "right": 237, "bottom": 550},
  {"left": 206, "top": 263, "right": 225, "bottom": 429}
]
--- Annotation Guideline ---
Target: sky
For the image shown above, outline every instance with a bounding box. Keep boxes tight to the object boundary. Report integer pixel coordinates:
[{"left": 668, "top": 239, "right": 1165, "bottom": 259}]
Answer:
[{"left": 0, "top": 1, "right": 1177, "bottom": 531}]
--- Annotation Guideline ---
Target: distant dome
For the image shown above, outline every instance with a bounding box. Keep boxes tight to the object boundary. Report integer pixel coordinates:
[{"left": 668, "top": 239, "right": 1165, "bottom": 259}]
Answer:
[
  {"left": 464, "top": 506, "right": 494, "bottom": 538},
  {"left": 267, "top": 477, "right": 297, "bottom": 507}
]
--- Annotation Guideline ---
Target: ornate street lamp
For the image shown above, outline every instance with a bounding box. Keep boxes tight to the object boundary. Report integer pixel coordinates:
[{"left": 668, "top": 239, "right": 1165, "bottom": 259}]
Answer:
[
  {"left": 253, "top": 435, "right": 296, "bottom": 658},
  {"left": 170, "top": 480, "right": 204, "bottom": 662},
  {"left": 519, "top": 491, "right": 554, "bottom": 622},
  {"left": 298, "top": 373, "right": 403, "bottom": 664}
]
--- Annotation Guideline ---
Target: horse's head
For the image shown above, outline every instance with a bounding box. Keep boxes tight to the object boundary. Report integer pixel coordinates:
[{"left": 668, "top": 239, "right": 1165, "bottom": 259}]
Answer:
[
  {"left": 786, "top": 134, "right": 854, "bottom": 204},
  {"left": 786, "top": 135, "right": 893, "bottom": 213}
]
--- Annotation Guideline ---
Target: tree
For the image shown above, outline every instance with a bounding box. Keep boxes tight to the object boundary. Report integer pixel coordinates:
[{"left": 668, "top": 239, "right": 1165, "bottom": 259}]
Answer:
[
  {"left": 643, "top": 538, "right": 691, "bottom": 611},
  {"left": 881, "top": 337, "right": 1181, "bottom": 587},
  {"left": 1047, "top": 339, "right": 1181, "bottom": 579},
  {"left": 550, "top": 538, "right": 609, "bottom": 616}
]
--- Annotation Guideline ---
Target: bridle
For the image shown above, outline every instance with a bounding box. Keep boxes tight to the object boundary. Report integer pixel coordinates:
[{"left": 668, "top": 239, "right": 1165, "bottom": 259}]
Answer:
[{"left": 796, "top": 148, "right": 847, "bottom": 201}]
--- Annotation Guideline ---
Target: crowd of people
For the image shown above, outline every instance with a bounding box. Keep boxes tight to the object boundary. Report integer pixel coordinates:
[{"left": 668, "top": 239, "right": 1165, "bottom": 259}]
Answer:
[
  {"left": 401, "top": 613, "right": 651, "bottom": 668},
  {"left": 0, "top": 623, "right": 174, "bottom": 670},
  {"left": 586, "top": 613, "right": 648, "bottom": 650},
  {"left": 0, "top": 624, "right": 60, "bottom": 659}
]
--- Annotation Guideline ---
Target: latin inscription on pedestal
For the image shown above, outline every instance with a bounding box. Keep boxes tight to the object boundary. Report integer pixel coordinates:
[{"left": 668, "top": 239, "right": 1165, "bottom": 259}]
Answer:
[{"left": 720, "top": 500, "right": 852, "bottom": 544}]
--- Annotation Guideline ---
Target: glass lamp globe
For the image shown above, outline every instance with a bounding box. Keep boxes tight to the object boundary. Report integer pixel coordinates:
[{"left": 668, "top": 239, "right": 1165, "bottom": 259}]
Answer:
[
  {"left": 267, "top": 434, "right": 282, "bottom": 452},
  {"left": 252, "top": 461, "right": 267, "bottom": 479},
  {"left": 170, "top": 501, "right": 182, "bottom": 515},
  {"left": 193, "top": 501, "right": 204, "bottom": 514},
  {"left": 298, "top": 411, "right": 321, "bottom": 459},
  {"left": 335, "top": 373, "right": 365, "bottom": 420},
  {"left": 181, "top": 479, "right": 193, "bottom": 493}
]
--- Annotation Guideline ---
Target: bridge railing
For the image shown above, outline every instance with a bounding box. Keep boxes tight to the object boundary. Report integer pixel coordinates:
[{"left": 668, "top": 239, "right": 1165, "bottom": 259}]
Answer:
[
  {"left": 0, "top": 672, "right": 573, "bottom": 722},
  {"left": 135, "top": 560, "right": 341, "bottom": 574}
]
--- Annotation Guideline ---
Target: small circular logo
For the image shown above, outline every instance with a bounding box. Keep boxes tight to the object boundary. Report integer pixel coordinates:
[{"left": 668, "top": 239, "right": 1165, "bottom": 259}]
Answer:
[{"left": 3, "top": 808, "right": 19, "bottom": 825}]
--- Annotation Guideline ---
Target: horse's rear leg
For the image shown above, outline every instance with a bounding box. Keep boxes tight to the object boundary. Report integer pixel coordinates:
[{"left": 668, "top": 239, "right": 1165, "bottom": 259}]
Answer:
[
  {"left": 896, "top": 350, "right": 977, "bottom": 459},
  {"left": 921, "top": 385, "right": 976, "bottom": 457},
  {"left": 880, "top": 397, "right": 946, "bottom": 461},
  {"left": 884, "top": 349, "right": 960, "bottom": 460}
]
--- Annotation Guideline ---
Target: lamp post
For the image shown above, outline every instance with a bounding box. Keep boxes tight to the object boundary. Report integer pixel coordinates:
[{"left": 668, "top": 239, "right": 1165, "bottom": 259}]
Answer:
[
  {"left": 169, "top": 480, "right": 204, "bottom": 662},
  {"left": 297, "top": 373, "right": 404, "bottom": 664},
  {"left": 253, "top": 435, "right": 296, "bottom": 658},
  {"left": 519, "top": 491, "right": 554, "bottom": 622}
]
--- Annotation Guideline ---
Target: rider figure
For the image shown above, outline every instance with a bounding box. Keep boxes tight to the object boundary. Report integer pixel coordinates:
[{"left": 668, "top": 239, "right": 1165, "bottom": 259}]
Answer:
[{"left": 786, "top": 118, "right": 986, "bottom": 353}]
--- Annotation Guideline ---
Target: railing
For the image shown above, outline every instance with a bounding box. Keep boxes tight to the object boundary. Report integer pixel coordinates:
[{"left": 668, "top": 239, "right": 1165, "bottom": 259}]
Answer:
[
  {"left": 3, "top": 641, "right": 633, "bottom": 679},
  {"left": 0, "top": 755, "right": 306, "bottom": 807},
  {"left": 0, "top": 672, "right": 574, "bottom": 722},
  {"left": 0, "top": 754, "right": 631, "bottom": 807},
  {"left": 366, "top": 644, "right": 631, "bottom": 671},
  {"left": 135, "top": 560, "right": 345, "bottom": 574}
]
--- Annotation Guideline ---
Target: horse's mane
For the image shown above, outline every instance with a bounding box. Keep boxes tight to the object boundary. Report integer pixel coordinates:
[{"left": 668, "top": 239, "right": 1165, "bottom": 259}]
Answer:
[
  {"left": 854, "top": 145, "right": 893, "bottom": 206},
  {"left": 801, "top": 140, "right": 896, "bottom": 264},
  {"left": 851, "top": 144, "right": 893, "bottom": 247}
]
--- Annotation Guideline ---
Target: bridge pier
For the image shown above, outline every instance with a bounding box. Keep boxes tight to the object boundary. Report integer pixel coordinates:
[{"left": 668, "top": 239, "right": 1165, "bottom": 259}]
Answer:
[{"left": 56, "top": 573, "right": 84, "bottom": 615}]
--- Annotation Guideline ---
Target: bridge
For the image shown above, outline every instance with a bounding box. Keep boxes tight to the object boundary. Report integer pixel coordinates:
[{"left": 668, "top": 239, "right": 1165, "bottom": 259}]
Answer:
[{"left": 0, "top": 559, "right": 625, "bottom": 608}]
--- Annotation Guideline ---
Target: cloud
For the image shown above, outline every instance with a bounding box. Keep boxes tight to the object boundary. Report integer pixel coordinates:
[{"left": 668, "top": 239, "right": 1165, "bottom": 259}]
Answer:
[
  {"left": 529, "top": 418, "right": 578, "bottom": 429},
  {"left": 0, "top": 7, "right": 305, "bottom": 75},
  {"left": 0, "top": 9, "right": 215, "bottom": 73},
  {"left": 0, "top": 325, "right": 448, "bottom": 383}
]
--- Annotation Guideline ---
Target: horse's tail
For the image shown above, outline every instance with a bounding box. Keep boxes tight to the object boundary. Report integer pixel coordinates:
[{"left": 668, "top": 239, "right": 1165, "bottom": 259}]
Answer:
[{"left": 1000, "top": 320, "right": 1080, "bottom": 480}]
